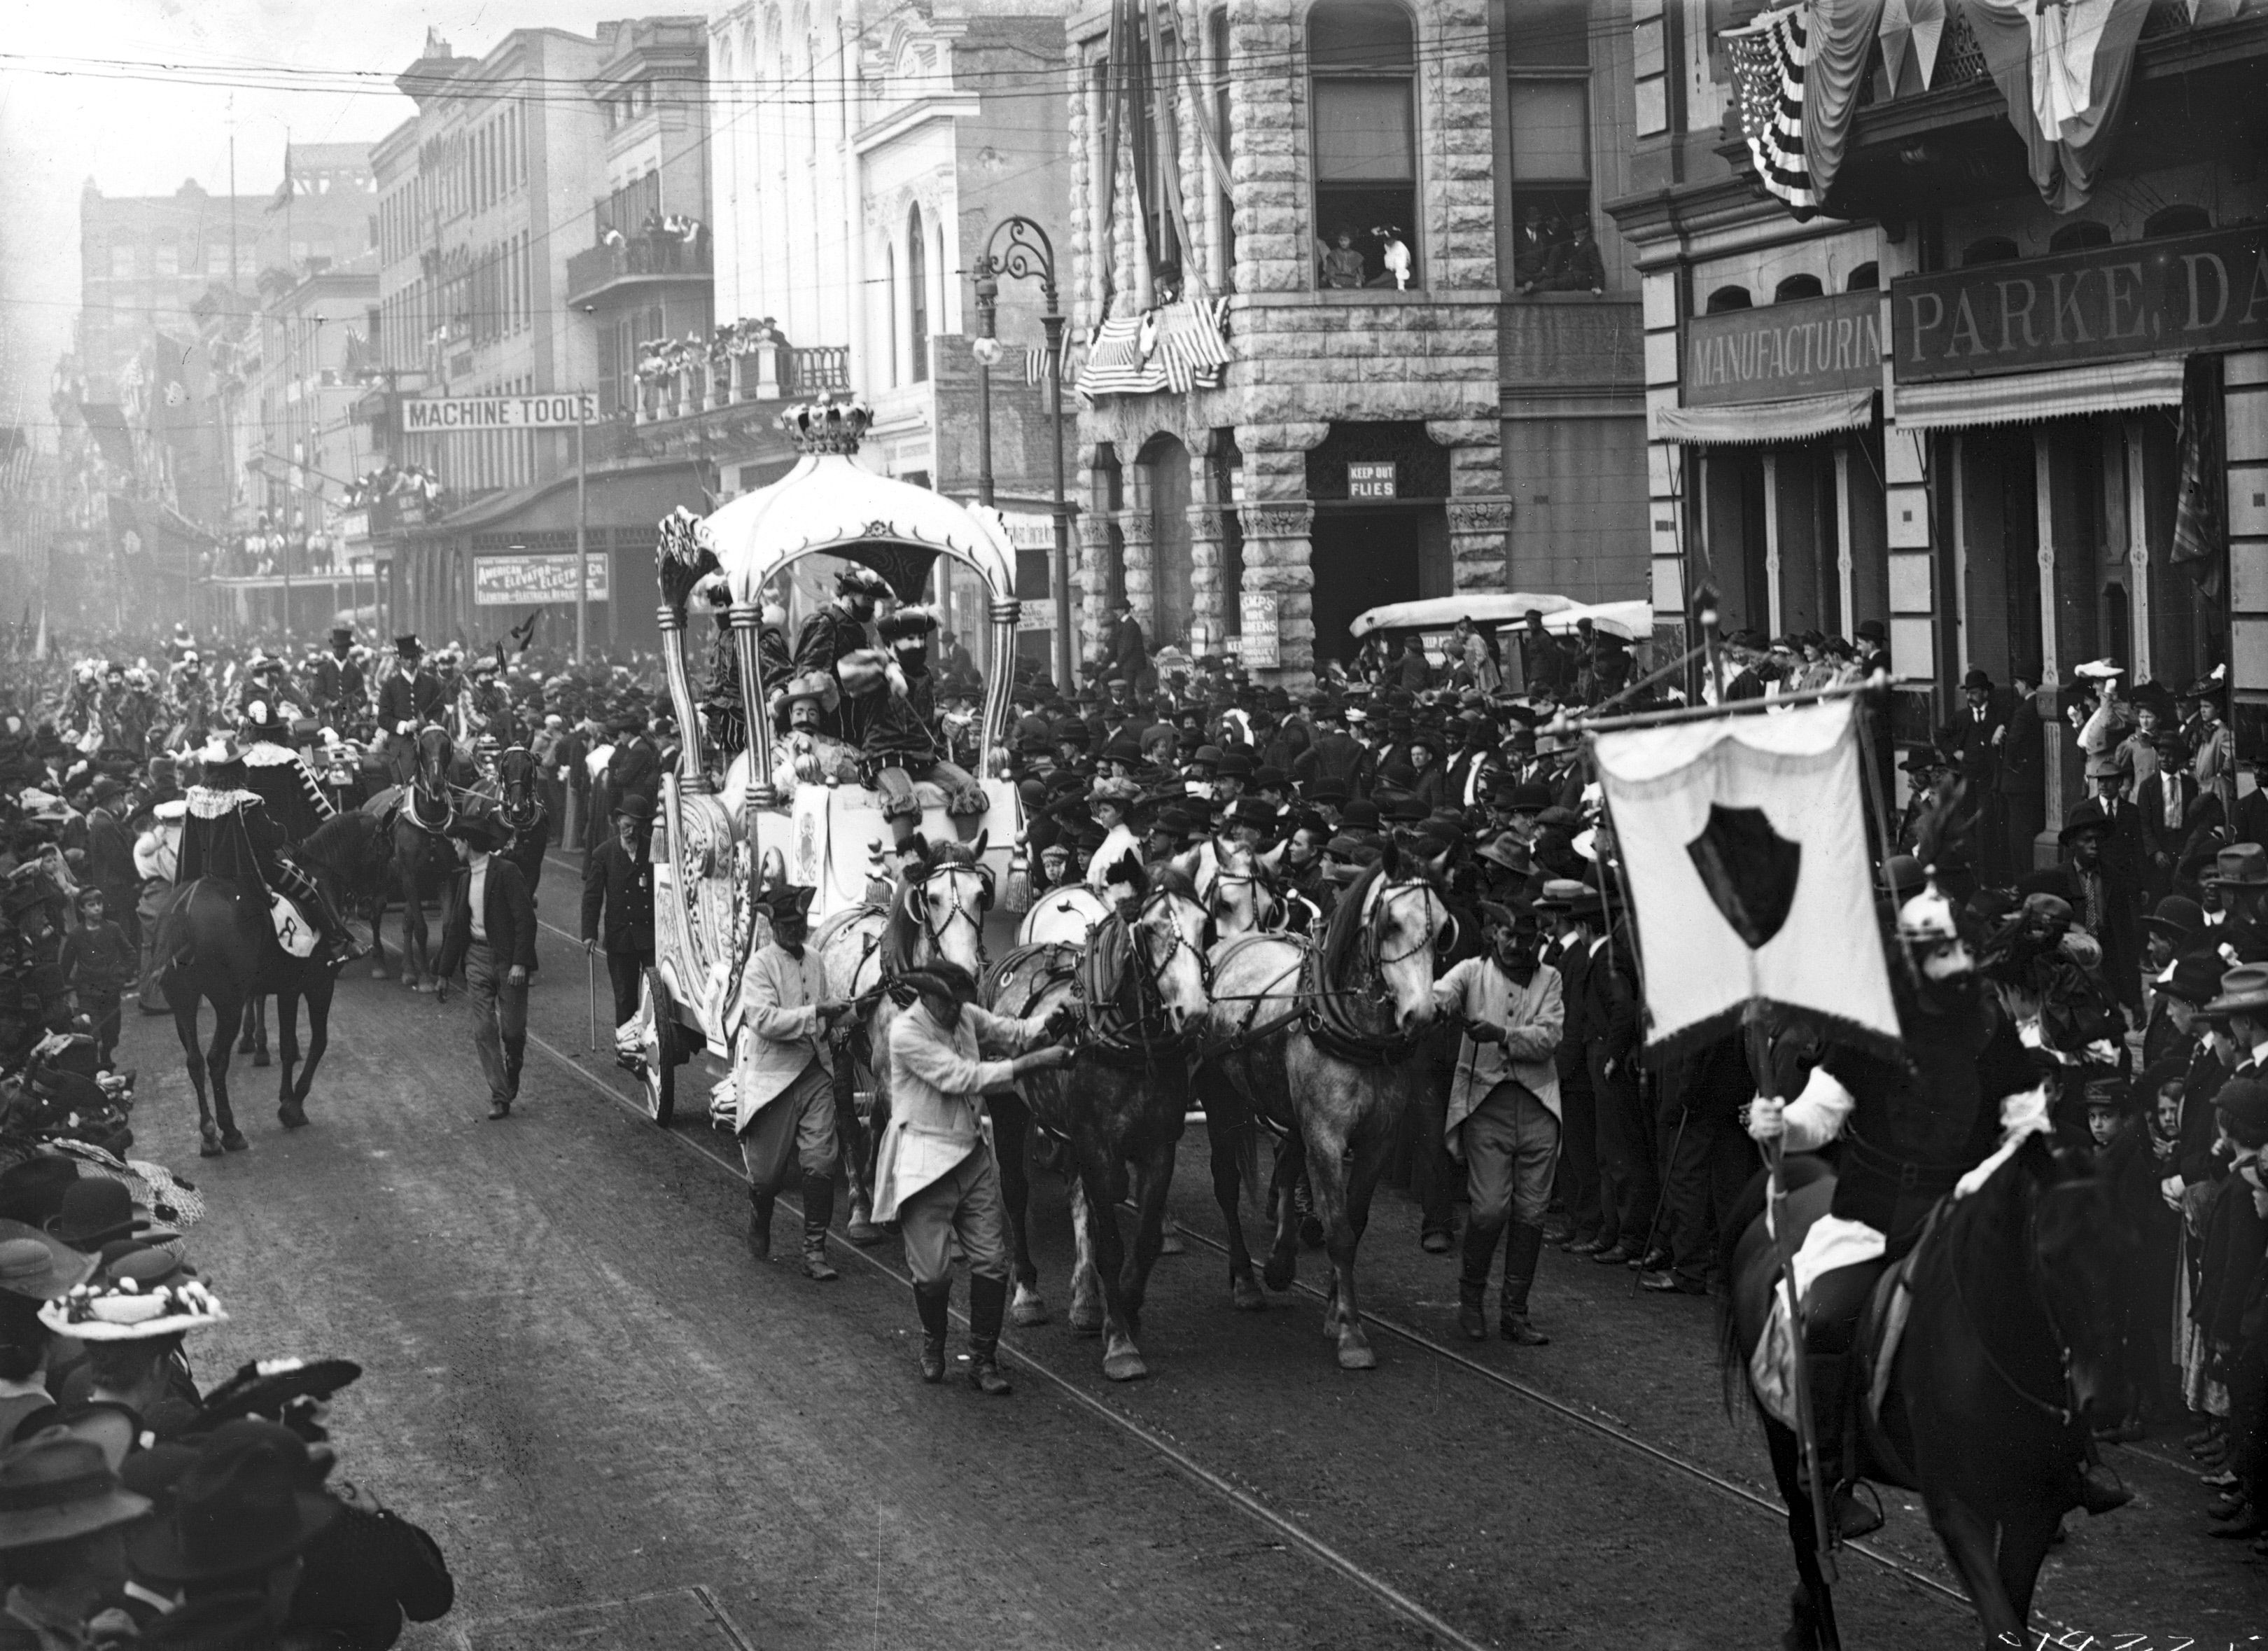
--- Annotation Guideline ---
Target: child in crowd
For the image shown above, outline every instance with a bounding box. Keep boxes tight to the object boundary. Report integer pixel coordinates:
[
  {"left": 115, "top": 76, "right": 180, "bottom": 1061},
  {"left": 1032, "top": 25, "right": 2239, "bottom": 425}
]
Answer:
[{"left": 59, "top": 886, "right": 133, "bottom": 1066}]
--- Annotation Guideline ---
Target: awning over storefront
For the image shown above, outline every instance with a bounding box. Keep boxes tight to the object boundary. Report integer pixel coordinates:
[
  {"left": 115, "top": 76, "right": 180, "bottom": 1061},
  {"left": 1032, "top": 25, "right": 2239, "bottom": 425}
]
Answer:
[
  {"left": 1890, "top": 357, "right": 2187, "bottom": 431},
  {"left": 1651, "top": 388, "right": 1875, "bottom": 445}
]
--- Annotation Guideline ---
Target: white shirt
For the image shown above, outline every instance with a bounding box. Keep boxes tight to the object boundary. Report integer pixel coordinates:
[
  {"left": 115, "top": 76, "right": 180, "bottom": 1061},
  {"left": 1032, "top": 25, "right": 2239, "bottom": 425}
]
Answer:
[{"left": 468, "top": 853, "right": 490, "bottom": 942}]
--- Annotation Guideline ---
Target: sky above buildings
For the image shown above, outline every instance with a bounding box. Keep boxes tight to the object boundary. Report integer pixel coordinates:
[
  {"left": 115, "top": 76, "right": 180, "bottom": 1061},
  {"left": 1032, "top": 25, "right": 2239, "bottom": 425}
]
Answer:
[{"left": 0, "top": 0, "right": 639, "bottom": 438}]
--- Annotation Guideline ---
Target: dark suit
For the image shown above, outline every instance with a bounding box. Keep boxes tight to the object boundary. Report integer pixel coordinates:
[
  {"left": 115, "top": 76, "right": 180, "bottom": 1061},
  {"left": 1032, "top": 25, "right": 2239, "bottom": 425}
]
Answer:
[
  {"left": 1581, "top": 927, "right": 1653, "bottom": 1252},
  {"left": 1295, "top": 730, "right": 1374, "bottom": 797},
  {"left": 581, "top": 835, "right": 656, "bottom": 1025},
  {"left": 374, "top": 668, "right": 444, "bottom": 737},
  {"left": 1998, "top": 694, "right": 2046, "bottom": 875},
  {"left": 1551, "top": 931, "right": 1604, "bottom": 1244},
  {"left": 310, "top": 654, "right": 368, "bottom": 723},
  {"left": 2136, "top": 769, "right": 2199, "bottom": 904},
  {"left": 606, "top": 738, "right": 662, "bottom": 813},
  {"left": 435, "top": 854, "right": 536, "bottom": 1108}
]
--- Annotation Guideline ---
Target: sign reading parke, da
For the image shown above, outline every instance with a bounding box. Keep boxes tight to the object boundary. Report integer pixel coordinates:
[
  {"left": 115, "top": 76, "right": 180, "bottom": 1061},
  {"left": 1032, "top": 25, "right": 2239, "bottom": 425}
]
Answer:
[
  {"left": 1893, "top": 223, "right": 2268, "bottom": 383},
  {"left": 473, "top": 552, "right": 610, "bottom": 606},
  {"left": 402, "top": 393, "right": 598, "bottom": 433}
]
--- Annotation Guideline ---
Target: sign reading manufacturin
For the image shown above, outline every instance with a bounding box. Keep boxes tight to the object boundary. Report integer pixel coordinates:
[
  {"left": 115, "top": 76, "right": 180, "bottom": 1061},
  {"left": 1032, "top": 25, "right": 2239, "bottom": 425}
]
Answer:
[
  {"left": 1892, "top": 224, "right": 2268, "bottom": 383},
  {"left": 472, "top": 552, "right": 611, "bottom": 606},
  {"left": 402, "top": 393, "right": 598, "bottom": 432},
  {"left": 1683, "top": 290, "right": 1883, "bottom": 407}
]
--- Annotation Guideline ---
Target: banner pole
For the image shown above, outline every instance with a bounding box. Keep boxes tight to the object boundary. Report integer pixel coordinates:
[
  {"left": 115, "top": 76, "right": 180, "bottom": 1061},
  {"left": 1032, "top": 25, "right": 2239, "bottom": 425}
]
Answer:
[
  {"left": 1748, "top": 1013, "right": 1840, "bottom": 1587},
  {"left": 1560, "top": 672, "right": 1884, "bottom": 737}
]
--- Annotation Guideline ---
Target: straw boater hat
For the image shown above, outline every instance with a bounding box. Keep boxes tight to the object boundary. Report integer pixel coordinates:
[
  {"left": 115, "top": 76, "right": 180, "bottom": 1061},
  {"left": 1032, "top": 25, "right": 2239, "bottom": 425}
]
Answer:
[
  {"left": 38, "top": 1258, "right": 226, "bottom": 1342},
  {"left": 2202, "top": 963, "right": 2268, "bottom": 1019}
]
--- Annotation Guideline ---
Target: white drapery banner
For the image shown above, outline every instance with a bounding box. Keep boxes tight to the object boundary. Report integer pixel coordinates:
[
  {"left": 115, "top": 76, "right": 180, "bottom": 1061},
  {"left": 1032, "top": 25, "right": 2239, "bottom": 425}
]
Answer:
[{"left": 1594, "top": 699, "right": 1900, "bottom": 1057}]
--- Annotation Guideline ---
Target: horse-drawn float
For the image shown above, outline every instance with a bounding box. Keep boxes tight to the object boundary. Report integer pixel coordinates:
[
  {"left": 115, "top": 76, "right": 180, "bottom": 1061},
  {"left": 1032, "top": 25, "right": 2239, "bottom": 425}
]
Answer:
[{"left": 631, "top": 400, "right": 1028, "bottom": 1122}]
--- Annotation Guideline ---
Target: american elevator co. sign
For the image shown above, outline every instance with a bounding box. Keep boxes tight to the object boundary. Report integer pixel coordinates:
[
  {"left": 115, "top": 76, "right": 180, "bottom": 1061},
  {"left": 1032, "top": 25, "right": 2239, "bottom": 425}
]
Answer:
[{"left": 1893, "top": 223, "right": 2268, "bottom": 383}]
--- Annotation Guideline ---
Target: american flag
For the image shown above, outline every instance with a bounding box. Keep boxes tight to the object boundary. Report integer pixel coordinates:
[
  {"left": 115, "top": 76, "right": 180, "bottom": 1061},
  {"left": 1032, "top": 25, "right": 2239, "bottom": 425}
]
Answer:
[{"left": 1723, "top": 4, "right": 1816, "bottom": 216}]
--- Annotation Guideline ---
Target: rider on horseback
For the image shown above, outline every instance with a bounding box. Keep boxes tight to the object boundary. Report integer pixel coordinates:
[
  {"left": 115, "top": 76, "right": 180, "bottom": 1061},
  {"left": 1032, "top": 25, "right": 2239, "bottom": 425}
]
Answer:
[
  {"left": 1748, "top": 877, "right": 2129, "bottom": 1538},
  {"left": 187, "top": 734, "right": 360, "bottom": 970}
]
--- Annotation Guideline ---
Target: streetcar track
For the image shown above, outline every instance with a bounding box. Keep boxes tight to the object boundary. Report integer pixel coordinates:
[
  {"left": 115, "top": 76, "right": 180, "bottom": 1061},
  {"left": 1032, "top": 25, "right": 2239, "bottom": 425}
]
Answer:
[
  {"left": 522, "top": 851, "right": 1998, "bottom": 1635},
  {"left": 517, "top": 1022, "right": 1491, "bottom": 1651}
]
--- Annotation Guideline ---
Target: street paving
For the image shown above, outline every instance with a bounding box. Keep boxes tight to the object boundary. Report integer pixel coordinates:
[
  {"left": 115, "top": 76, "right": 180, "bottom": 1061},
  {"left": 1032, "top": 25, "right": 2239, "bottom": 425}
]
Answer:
[{"left": 109, "top": 893, "right": 2263, "bottom": 1650}]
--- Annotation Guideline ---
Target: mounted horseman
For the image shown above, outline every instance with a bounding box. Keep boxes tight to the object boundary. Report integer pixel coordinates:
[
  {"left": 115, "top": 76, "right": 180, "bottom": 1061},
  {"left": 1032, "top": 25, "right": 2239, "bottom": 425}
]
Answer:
[
  {"left": 308, "top": 626, "right": 369, "bottom": 738},
  {"left": 374, "top": 635, "right": 447, "bottom": 784},
  {"left": 220, "top": 706, "right": 360, "bottom": 970}
]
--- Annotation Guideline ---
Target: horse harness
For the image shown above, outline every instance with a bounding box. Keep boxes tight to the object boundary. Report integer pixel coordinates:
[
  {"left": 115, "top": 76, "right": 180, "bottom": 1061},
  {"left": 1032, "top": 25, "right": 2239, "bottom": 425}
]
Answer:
[{"left": 1203, "top": 877, "right": 1443, "bottom": 1068}]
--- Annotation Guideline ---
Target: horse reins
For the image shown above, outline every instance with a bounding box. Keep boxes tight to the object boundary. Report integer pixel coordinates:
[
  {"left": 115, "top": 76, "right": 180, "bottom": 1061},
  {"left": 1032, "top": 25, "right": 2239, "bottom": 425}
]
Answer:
[{"left": 1944, "top": 1178, "right": 2080, "bottom": 1426}]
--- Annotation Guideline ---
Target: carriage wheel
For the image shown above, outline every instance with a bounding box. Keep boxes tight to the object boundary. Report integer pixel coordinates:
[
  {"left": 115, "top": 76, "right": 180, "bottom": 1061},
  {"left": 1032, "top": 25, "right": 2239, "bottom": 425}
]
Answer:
[{"left": 638, "top": 968, "right": 679, "bottom": 1127}]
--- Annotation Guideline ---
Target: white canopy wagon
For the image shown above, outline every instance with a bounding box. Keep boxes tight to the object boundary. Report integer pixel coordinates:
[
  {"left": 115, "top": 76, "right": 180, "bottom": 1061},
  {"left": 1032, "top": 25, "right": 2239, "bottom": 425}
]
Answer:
[{"left": 631, "top": 400, "right": 1029, "bottom": 1122}]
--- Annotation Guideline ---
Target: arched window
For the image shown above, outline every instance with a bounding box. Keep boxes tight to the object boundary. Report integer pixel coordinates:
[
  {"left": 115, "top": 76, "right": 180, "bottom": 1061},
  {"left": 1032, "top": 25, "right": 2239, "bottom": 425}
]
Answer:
[
  {"left": 1308, "top": 0, "right": 1419, "bottom": 291},
  {"left": 906, "top": 206, "right": 929, "bottom": 384},
  {"left": 2047, "top": 221, "right": 2111, "bottom": 253},
  {"left": 1844, "top": 263, "right": 1879, "bottom": 291},
  {"left": 1961, "top": 236, "right": 2019, "bottom": 267},
  {"left": 1773, "top": 273, "right": 1824, "bottom": 300},
  {"left": 1705, "top": 285, "right": 1751, "bottom": 314},
  {"left": 2145, "top": 205, "right": 2211, "bottom": 239}
]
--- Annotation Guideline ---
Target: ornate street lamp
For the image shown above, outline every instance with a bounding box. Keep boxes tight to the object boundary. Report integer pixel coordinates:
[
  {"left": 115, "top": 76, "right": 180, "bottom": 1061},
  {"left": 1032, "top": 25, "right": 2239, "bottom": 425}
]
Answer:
[{"left": 971, "top": 215, "right": 1074, "bottom": 694}]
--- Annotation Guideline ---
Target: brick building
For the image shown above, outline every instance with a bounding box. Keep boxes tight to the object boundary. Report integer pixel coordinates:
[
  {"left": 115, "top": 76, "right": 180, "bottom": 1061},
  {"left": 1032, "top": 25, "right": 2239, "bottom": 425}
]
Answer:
[{"left": 1065, "top": 0, "right": 1646, "bottom": 682}]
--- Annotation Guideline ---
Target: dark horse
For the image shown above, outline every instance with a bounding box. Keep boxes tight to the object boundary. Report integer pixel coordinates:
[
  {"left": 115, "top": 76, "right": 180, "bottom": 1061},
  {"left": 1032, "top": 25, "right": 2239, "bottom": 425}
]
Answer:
[
  {"left": 472, "top": 743, "right": 549, "bottom": 905},
  {"left": 373, "top": 725, "right": 461, "bottom": 990},
  {"left": 984, "top": 871, "right": 1213, "bottom": 1381},
  {"left": 1723, "top": 1140, "right": 2136, "bottom": 1649},
  {"left": 237, "top": 811, "right": 395, "bottom": 1069},
  {"left": 155, "top": 878, "right": 341, "bottom": 1156}
]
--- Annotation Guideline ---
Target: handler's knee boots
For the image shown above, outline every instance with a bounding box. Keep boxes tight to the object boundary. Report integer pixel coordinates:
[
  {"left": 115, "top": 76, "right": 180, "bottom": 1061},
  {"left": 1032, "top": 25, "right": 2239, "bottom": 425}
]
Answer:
[
  {"left": 913, "top": 1282, "right": 951, "bottom": 1382},
  {"left": 1458, "top": 1218, "right": 1504, "bottom": 1342},
  {"left": 966, "top": 1274, "right": 1013, "bottom": 1395},
  {"left": 800, "top": 1170, "right": 839, "bottom": 1281},
  {"left": 1499, "top": 1223, "right": 1550, "bottom": 1346},
  {"left": 748, "top": 1187, "right": 776, "bottom": 1262}
]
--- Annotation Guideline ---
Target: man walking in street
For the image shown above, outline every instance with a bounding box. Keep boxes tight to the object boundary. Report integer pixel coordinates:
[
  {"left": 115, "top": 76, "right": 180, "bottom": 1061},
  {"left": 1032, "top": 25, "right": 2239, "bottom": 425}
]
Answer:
[
  {"left": 435, "top": 814, "right": 536, "bottom": 1121},
  {"left": 876, "top": 962, "right": 1074, "bottom": 1393},
  {"left": 733, "top": 884, "right": 853, "bottom": 1279},
  {"left": 1433, "top": 902, "right": 1564, "bottom": 1344},
  {"left": 582, "top": 794, "right": 657, "bottom": 1061}
]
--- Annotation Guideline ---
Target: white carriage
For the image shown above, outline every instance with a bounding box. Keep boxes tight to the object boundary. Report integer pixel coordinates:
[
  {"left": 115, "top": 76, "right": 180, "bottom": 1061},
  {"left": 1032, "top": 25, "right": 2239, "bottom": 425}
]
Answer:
[{"left": 631, "top": 400, "right": 1028, "bottom": 1122}]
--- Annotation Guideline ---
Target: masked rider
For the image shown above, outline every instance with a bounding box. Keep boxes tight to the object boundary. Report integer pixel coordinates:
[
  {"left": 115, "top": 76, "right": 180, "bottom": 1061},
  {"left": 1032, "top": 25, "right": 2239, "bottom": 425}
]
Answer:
[
  {"left": 1748, "top": 878, "right": 2130, "bottom": 1538},
  {"left": 791, "top": 564, "right": 895, "bottom": 751},
  {"left": 167, "top": 653, "right": 218, "bottom": 751},
  {"left": 184, "top": 732, "right": 360, "bottom": 968},
  {"left": 460, "top": 656, "right": 518, "bottom": 753}
]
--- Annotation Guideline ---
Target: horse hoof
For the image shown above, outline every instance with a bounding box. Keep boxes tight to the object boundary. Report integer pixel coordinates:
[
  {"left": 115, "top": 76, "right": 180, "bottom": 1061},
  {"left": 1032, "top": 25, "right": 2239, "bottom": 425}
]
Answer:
[
  {"left": 221, "top": 1130, "right": 249, "bottom": 1153},
  {"left": 1158, "top": 1229, "right": 1186, "bottom": 1257},
  {"left": 1231, "top": 1274, "right": 1266, "bottom": 1311},
  {"left": 1261, "top": 1257, "right": 1296, "bottom": 1293},
  {"left": 1009, "top": 1287, "right": 1051, "bottom": 1328},
  {"left": 1068, "top": 1293, "right": 1105, "bottom": 1337},
  {"left": 1102, "top": 1344, "right": 1148, "bottom": 1382},
  {"left": 250, "top": 1052, "right": 270, "bottom": 1068},
  {"left": 1336, "top": 1339, "right": 1378, "bottom": 1372},
  {"left": 369, "top": 965, "right": 390, "bottom": 980},
  {"left": 277, "top": 1105, "right": 307, "bottom": 1130},
  {"left": 198, "top": 1140, "right": 224, "bottom": 1159}
]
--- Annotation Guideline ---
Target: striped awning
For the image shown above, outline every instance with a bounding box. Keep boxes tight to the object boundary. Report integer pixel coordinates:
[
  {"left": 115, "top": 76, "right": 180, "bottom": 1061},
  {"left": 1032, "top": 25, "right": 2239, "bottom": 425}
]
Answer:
[
  {"left": 1651, "top": 387, "right": 1876, "bottom": 445},
  {"left": 1890, "top": 356, "right": 2187, "bottom": 431}
]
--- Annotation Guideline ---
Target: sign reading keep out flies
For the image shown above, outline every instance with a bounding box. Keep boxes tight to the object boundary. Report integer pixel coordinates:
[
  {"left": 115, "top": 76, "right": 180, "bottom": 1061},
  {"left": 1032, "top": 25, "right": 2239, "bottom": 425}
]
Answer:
[
  {"left": 402, "top": 392, "right": 598, "bottom": 432},
  {"left": 1892, "top": 223, "right": 2268, "bottom": 383}
]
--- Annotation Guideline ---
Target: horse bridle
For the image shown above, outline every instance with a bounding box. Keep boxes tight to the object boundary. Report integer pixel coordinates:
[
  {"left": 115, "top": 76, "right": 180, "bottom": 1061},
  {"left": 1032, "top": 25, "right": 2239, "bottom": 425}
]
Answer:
[
  {"left": 1366, "top": 877, "right": 1447, "bottom": 972},
  {"left": 1947, "top": 1173, "right": 2083, "bottom": 1426},
  {"left": 1208, "top": 860, "right": 1279, "bottom": 935},
  {"left": 913, "top": 863, "right": 991, "bottom": 970}
]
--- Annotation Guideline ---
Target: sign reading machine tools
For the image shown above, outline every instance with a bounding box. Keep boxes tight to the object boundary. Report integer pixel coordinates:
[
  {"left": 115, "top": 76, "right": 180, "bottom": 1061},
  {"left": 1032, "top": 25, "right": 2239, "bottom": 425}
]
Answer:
[{"left": 402, "top": 393, "right": 598, "bottom": 432}]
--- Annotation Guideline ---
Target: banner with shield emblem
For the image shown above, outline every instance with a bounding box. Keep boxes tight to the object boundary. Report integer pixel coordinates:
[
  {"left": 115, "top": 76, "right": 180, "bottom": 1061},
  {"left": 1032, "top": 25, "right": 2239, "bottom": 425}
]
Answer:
[{"left": 1591, "top": 698, "right": 1899, "bottom": 1059}]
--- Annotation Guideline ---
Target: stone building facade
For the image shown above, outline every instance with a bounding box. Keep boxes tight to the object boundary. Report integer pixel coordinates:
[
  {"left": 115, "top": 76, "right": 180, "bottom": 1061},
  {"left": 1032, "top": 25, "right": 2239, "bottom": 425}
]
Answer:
[{"left": 1066, "top": 0, "right": 1646, "bottom": 683}]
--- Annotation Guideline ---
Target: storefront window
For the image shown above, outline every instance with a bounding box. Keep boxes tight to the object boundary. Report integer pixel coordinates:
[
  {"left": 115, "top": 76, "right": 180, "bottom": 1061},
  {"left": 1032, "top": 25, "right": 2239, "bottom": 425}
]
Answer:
[
  {"left": 1773, "top": 274, "right": 1823, "bottom": 300},
  {"left": 2047, "top": 221, "right": 2112, "bottom": 253}
]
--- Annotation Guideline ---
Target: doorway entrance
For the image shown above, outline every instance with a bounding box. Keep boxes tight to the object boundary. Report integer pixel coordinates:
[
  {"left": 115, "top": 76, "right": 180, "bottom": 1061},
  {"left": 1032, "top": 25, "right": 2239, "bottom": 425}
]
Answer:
[{"left": 1308, "top": 506, "right": 1449, "bottom": 662}]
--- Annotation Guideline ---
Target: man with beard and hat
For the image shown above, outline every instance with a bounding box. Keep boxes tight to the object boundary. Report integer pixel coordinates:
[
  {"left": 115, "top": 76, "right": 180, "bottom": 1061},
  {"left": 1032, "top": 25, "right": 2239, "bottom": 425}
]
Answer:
[
  {"left": 734, "top": 883, "right": 855, "bottom": 1279},
  {"left": 374, "top": 637, "right": 445, "bottom": 784},
  {"left": 433, "top": 814, "right": 536, "bottom": 1121},
  {"left": 792, "top": 563, "right": 896, "bottom": 748},
  {"left": 308, "top": 627, "right": 368, "bottom": 736},
  {"left": 1434, "top": 900, "right": 1564, "bottom": 1344},
  {"left": 877, "top": 961, "right": 1076, "bottom": 1392},
  {"left": 582, "top": 795, "right": 658, "bottom": 1052}
]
